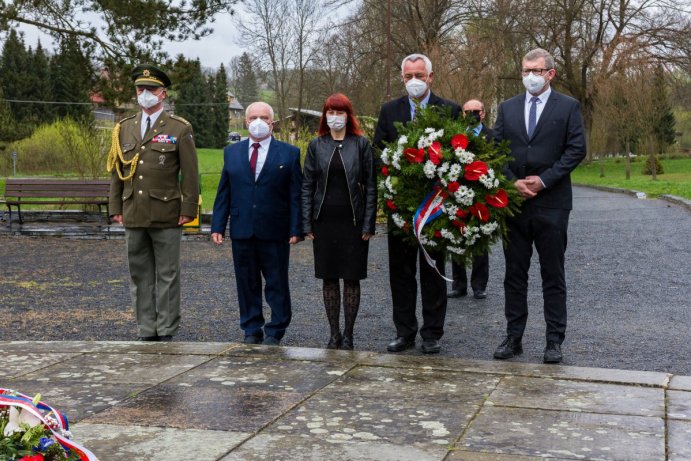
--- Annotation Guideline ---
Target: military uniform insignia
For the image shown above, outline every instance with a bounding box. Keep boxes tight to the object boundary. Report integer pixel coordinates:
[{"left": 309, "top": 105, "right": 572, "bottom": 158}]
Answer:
[
  {"left": 123, "top": 143, "right": 133, "bottom": 150},
  {"left": 143, "top": 69, "right": 151, "bottom": 77},
  {"left": 159, "top": 155, "right": 166, "bottom": 166},
  {"left": 152, "top": 134, "right": 177, "bottom": 144}
]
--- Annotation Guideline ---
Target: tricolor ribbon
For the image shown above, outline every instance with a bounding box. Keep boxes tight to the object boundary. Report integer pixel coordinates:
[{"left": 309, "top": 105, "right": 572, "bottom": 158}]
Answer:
[
  {"left": 412, "top": 188, "right": 453, "bottom": 282},
  {"left": 0, "top": 388, "right": 99, "bottom": 461}
]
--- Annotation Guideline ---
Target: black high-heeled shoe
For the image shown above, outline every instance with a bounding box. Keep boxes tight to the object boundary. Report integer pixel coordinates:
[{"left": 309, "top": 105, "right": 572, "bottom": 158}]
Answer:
[
  {"left": 341, "top": 335, "right": 354, "bottom": 350},
  {"left": 326, "top": 332, "right": 342, "bottom": 349}
]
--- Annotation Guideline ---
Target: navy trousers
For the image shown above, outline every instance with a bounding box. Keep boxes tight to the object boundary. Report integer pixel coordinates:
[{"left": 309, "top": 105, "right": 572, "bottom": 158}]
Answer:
[{"left": 231, "top": 237, "right": 292, "bottom": 340}]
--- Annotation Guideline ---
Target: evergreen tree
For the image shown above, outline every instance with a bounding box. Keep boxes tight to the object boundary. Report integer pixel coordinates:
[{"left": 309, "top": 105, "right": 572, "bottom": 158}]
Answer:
[
  {"left": 211, "top": 64, "right": 230, "bottom": 147},
  {"left": 173, "top": 58, "right": 213, "bottom": 147},
  {"left": 652, "top": 65, "right": 676, "bottom": 153},
  {"left": 231, "top": 52, "right": 258, "bottom": 107},
  {"left": 0, "top": 30, "right": 32, "bottom": 124},
  {"left": 29, "top": 41, "right": 54, "bottom": 123},
  {"left": 50, "top": 37, "right": 94, "bottom": 121},
  {"left": 0, "top": 90, "right": 25, "bottom": 142}
]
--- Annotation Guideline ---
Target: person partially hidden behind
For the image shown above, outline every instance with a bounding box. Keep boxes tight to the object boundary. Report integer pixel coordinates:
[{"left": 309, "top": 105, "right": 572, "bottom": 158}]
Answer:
[
  {"left": 211, "top": 102, "right": 303, "bottom": 346},
  {"left": 448, "top": 99, "right": 492, "bottom": 301},
  {"left": 108, "top": 64, "right": 199, "bottom": 342},
  {"left": 301, "top": 93, "right": 377, "bottom": 350},
  {"left": 492, "top": 48, "right": 586, "bottom": 364}
]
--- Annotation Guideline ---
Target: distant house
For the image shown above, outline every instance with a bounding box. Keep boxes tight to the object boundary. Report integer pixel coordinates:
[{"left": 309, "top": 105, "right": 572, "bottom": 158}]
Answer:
[
  {"left": 228, "top": 92, "right": 244, "bottom": 130},
  {"left": 273, "top": 107, "right": 321, "bottom": 133}
]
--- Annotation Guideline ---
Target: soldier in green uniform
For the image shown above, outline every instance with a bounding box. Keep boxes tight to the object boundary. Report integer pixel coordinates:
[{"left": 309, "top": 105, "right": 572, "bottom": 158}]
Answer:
[{"left": 107, "top": 64, "right": 200, "bottom": 341}]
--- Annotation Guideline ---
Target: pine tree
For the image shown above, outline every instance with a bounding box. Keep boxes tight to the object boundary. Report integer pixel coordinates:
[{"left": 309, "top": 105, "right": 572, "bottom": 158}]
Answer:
[
  {"left": 652, "top": 66, "right": 676, "bottom": 154},
  {"left": 29, "top": 41, "right": 54, "bottom": 123},
  {"left": 231, "top": 52, "right": 258, "bottom": 107},
  {"left": 0, "top": 30, "right": 32, "bottom": 124},
  {"left": 50, "top": 36, "right": 94, "bottom": 121},
  {"left": 211, "top": 64, "right": 230, "bottom": 147},
  {"left": 173, "top": 58, "right": 213, "bottom": 147}
]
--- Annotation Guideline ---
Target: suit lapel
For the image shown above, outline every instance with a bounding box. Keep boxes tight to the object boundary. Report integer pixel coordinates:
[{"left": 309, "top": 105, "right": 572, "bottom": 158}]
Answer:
[
  {"left": 256, "top": 138, "right": 279, "bottom": 183},
  {"left": 531, "top": 91, "right": 559, "bottom": 139},
  {"left": 397, "top": 96, "right": 412, "bottom": 124}
]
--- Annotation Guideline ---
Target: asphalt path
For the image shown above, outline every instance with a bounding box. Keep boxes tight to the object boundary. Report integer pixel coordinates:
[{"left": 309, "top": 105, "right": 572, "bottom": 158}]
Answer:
[{"left": 1, "top": 186, "right": 689, "bottom": 375}]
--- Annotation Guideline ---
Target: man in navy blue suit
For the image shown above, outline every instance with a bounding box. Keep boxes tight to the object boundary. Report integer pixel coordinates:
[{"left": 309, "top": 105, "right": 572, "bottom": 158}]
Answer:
[
  {"left": 211, "top": 101, "right": 303, "bottom": 346},
  {"left": 492, "top": 48, "right": 586, "bottom": 364}
]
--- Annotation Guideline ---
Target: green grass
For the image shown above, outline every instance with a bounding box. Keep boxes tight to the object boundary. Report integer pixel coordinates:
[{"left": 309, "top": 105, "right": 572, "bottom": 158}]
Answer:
[{"left": 572, "top": 156, "right": 691, "bottom": 199}]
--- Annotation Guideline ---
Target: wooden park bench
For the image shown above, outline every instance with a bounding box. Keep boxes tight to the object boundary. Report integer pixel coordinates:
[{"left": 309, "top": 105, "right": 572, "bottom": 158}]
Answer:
[{"left": 1, "top": 178, "right": 111, "bottom": 225}]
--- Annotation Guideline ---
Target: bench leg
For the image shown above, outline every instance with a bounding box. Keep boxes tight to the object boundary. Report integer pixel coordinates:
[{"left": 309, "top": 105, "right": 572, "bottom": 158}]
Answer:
[{"left": 16, "top": 205, "right": 23, "bottom": 225}]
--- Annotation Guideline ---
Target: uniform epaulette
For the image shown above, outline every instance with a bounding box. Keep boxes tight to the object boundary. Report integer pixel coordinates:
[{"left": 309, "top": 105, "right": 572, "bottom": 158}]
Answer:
[
  {"left": 170, "top": 114, "right": 191, "bottom": 125},
  {"left": 117, "top": 114, "right": 137, "bottom": 125}
]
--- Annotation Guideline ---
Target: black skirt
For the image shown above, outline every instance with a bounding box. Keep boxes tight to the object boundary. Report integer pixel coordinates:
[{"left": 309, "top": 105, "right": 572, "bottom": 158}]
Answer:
[{"left": 312, "top": 205, "right": 369, "bottom": 280}]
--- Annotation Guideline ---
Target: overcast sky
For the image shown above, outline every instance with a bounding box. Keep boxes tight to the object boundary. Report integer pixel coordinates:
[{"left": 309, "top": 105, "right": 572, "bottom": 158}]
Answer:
[{"left": 16, "top": 12, "right": 245, "bottom": 70}]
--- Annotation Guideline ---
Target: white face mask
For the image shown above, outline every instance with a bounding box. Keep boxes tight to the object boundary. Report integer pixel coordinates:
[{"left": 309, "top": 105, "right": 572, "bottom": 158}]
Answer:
[
  {"left": 248, "top": 118, "right": 271, "bottom": 139},
  {"left": 522, "top": 73, "right": 547, "bottom": 95},
  {"left": 137, "top": 90, "right": 161, "bottom": 109},
  {"left": 326, "top": 115, "right": 346, "bottom": 131},
  {"left": 405, "top": 78, "right": 428, "bottom": 99}
]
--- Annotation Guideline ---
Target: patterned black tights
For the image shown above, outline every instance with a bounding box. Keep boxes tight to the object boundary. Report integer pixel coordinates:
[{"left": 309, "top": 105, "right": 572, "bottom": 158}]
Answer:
[{"left": 323, "top": 279, "right": 360, "bottom": 338}]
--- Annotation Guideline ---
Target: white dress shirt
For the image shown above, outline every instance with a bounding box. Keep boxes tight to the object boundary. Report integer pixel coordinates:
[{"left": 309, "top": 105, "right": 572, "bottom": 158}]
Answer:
[
  {"left": 249, "top": 136, "right": 272, "bottom": 180},
  {"left": 524, "top": 87, "right": 551, "bottom": 134},
  {"left": 141, "top": 108, "right": 164, "bottom": 139}
]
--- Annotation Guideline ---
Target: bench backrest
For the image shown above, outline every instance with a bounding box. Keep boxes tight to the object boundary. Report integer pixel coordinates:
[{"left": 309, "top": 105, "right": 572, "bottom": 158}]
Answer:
[{"left": 4, "top": 179, "right": 111, "bottom": 199}]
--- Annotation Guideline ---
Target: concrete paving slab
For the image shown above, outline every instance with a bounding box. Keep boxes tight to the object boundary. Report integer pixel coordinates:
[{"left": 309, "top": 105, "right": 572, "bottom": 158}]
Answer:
[
  {"left": 668, "top": 389, "right": 691, "bottom": 420},
  {"left": 224, "top": 343, "right": 377, "bottom": 363},
  {"left": 0, "top": 379, "right": 149, "bottom": 422},
  {"left": 83, "top": 384, "right": 306, "bottom": 432},
  {"left": 0, "top": 351, "right": 80, "bottom": 378},
  {"left": 72, "top": 423, "right": 248, "bottom": 461},
  {"left": 670, "top": 375, "right": 691, "bottom": 391},
  {"left": 488, "top": 375, "right": 665, "bottom": 417},
  {"left": 20, "top": 352, "right": 212, "bottom": 384},
  {"left": 165, "top": 355, "right": 353, "bottom": 393},
  {"left": 456, "top": 406, "right": 665, "bottom": 460},
  {"left": 669, "top": 420, "right": 691, "bottom": 461},
  {"left": 446, "top": 451, "right": 572, "bottom": 460},
  {"left": 0, "top": 340, "right": 236, "bottom": 355}
]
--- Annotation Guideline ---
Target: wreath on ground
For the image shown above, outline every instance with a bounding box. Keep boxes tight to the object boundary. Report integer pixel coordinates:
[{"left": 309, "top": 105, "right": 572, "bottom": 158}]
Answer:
[{"left": 378, "top": 105, "right": 522, "bottom": 266}]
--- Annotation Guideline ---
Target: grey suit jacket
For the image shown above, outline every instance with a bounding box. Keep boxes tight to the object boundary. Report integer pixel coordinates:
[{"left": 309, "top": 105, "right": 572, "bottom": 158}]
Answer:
[{"left": 493, "top": 89, "right": 586, "bottom": 210}]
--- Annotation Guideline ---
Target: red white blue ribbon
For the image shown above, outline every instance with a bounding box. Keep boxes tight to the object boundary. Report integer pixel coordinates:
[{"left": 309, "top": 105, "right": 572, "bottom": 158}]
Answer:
[
  {"left": 0, "top": 388, "right": 99, "bottom": 461},
  {"left": 412, "top": 188, "right": 453, "bottom": 282}
]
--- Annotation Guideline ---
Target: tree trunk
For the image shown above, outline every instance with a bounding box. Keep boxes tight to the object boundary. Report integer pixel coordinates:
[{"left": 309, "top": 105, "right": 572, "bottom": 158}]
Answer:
[
  {"left": 599, "top": 155, "right": 604, "bottom": 178},
  {"left": 625, "top": 139, "right": 631, "bottom": 180}
]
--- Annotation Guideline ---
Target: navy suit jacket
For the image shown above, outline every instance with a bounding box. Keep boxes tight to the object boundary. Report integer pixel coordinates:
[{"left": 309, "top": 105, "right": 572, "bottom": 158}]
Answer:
[
  {"left": 211, "top": 137, "right": 303, "bottom": 240},
  {"left": 493, "top": 90, "right": 585, "bottom": 210}
]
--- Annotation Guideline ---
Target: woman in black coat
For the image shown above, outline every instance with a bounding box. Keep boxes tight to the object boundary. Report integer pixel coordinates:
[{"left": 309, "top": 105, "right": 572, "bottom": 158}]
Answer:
[{"left": 301, "top": 93, "right": 377, "bottom": 350}]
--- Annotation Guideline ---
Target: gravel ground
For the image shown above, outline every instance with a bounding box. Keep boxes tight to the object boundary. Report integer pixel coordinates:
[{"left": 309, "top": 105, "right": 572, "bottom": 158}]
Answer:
[{"left": 1, "top": 186, "right": 689, "bottom": 375}]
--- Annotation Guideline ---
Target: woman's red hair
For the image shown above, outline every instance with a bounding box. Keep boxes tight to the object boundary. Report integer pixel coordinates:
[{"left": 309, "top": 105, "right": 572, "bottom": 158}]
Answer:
[{"left": 317, "top": 93, "right": 363, "bottom": 137}]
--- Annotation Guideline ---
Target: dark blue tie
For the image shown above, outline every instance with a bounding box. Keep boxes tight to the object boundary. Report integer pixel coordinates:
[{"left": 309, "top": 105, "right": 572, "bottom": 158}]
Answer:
[{"left": 528, "top": 96, "right": 539, "bottom": 138}]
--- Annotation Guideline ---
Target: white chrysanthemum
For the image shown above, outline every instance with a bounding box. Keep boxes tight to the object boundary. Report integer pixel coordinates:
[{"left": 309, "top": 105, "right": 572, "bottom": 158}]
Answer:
[
  {"left": 448, "top": 246, "right": 466, "bottom": 255},
  {"left": 447, "top": 164, "right": 462, "bottom": 182},
  {"left": 418, "top": 136, "right": 432, "bottom": 149},
  {"left": 397, "top": 135, "right": 408, "bottom": 145},
  {"left": 480, "top": 222, "right": 499, "bottom": 235},
  {"left": 392, "top": 148, "right": 402, "bottom": 169},
  {"left": 479, "top": 168, "right": 496, "bottom": 189},
  {"left": 381, "top": 147, "right": 390, "bottom": 165},
  {"left": 424, "top": 127, "right": 436, "bottom": 134},
  {"left": 444, "top": 203, "right": 458, "bottom": 217},
  {"left": 437, "top": 162, "right": 450, "bottom": 175},
  {"left": 392, "top": 213, "right": 406, "bottom": 228},
  {"left": 456, "top": 148, "right": 475, "bottom": 164},
  {"left": 384, "top": 176, "right": 396, "bottom": 194},
  {"left": 441, "top": 228, "right": 461, "bottom": 244},
  {"left": 423, "top": 160, "right": 437, "bottom": 179},
  {"left": 454, "top": 185, "right": 475, "bottom": 206},
  {"left": 494, "top": 178, "right": 500, "bottom": 188},
  {"left": 383, "top": 192, "right": 392, "bottom": 200}
]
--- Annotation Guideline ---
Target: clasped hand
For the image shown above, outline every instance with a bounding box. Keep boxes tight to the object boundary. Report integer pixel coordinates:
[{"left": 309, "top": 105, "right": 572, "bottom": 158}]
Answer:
[{"left": 514, "top": 176, "right": 544, "bottom": 199}]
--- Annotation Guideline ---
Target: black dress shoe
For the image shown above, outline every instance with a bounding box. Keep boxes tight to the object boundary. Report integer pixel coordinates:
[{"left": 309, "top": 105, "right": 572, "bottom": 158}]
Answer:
[
  {"left": 243, "top": 335, "right": 263, "bottom": 345},
  {"left": 326, "top": 332, "right": 342, "bottom": 349},
  {"left": 262, "top": 336, "right": 280, "bottom": 346},
  {"left": 386, "top": 336, "right": 415, "bottom": 352},
  {"left": 447, "top": 288, "right": 468, "bottom": 298},
  {"left": 493, "top": 335, "right": 523, "bottom": 359},
  {"left": 473, "top": 290, "right": 487, "bottom": 299},
  {"left": 420, "top": 338, "right": 441, "bottom": 354},
  {"left": 138, "top": 336, "right": 159, "bottom": 342},
  {"left": 543, "top": 341, "right": 563, "bottom": 363},
  {"left": 341, "top": 335, "right": 354, "bottom": 351},
  {"left": 158, "top": 335, "right": 173, "bottom": 341}
]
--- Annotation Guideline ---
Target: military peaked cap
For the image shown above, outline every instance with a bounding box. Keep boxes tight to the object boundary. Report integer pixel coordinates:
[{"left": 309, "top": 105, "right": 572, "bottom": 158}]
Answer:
[{"left": 132, "top": 64, "right": 171, "bottom": 88}]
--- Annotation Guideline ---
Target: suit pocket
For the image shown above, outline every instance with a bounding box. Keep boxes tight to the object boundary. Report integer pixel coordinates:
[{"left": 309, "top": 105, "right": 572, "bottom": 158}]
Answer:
[{"left": 149, "top": 188, "right": 181, "bottom": 223}]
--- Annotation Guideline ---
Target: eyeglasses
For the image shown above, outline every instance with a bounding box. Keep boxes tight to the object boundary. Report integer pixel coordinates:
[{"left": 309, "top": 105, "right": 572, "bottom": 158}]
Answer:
[{"left": 521, "top": 68, "right": 552, "bottom": 76}]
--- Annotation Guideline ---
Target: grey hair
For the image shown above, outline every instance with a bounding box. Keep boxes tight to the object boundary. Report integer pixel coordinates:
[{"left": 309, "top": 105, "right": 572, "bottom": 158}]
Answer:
[
  {"left": 401, "top": 53, "right": 433, "bottom": 74},
  {"left": 523, "top": 48, "right": 555, "bottom": 70},
  {"left": 245, "top": 101, "right": 274, "bottom": 120}
]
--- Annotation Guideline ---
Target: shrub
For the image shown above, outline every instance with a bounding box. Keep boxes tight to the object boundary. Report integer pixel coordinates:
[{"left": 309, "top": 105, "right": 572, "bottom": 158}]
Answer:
[
  {"left": 8, "top": 118, "right": 110, "bottom": 178},
  {"left": 643, "top": 154, "right": 664, "bottom": 175}
]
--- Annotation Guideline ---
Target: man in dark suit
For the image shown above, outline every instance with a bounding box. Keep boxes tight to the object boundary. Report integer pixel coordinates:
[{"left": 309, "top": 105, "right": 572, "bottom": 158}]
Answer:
[
  {"left": 448, "top": 99, "right": 491, "bottom": 301},
  {"left": 211, "top": 101, "right": 303, "bottom": 346},
  {"left": 374, "top": 53, "right": 461, "bottom": 355},
  {"left": 492, "top": 48, "right": 586, "bottom": 363}
]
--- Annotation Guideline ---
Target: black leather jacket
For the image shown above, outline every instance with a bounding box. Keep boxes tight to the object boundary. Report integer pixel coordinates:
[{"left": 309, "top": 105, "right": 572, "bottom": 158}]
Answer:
[{"left": 301, "top": 134, "right": 377, "bottom": 235}]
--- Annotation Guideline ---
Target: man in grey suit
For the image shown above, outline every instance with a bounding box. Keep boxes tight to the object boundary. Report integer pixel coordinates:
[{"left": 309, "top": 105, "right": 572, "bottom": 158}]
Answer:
[{"left": 492, "top": 48, "right": 586, "bottom": 363}]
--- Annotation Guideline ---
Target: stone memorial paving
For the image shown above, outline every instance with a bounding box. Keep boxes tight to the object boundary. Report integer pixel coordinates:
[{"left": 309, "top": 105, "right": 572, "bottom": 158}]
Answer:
[{"left": 0, "top": 341, "right": 688, "bottom": 460}]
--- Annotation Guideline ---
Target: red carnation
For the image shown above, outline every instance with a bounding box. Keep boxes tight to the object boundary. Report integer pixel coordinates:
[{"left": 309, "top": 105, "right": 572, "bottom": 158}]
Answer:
[
  {"left": 464, "top": 160, "right": 488, "bottom": 181},
  {"left": 447, "top": 181, "right": 460, "bottom": 193},
  {"left": 486, "top": 189, "right": 509, "bottom": 208},
  {"left": 469, "top": 202, "right": 490, "bottom": 222},
  {"left": 386, "top": 199, "right": 397, "bottom": 211},
  {"left": 451, "top": 134, "right": 469, "bottom": 150},
  {"left": 428, "top": 141, "right": 443, "bottom": 165},
  {"left": 381, "top": 165, "right": 389, "bottom": 176},
  {"left": 404, "top": 147, "right": 425, "bottom": 163},
  {"left": 434, "top": 230, "right": 442, "bottom": 238},
  {"left": 455, "top": 209, "right": 468, "bottom": 218}
]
